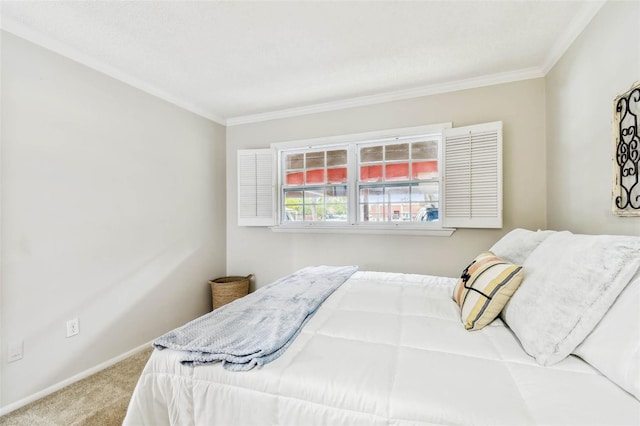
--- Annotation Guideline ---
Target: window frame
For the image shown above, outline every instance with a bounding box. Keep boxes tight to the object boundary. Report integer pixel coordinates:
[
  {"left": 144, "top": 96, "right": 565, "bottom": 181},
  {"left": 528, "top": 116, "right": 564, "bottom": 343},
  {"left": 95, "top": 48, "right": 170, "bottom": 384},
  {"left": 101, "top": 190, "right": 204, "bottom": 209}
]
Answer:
[{"left": 272, "top": 123, "right": 454, "bottom": 234}]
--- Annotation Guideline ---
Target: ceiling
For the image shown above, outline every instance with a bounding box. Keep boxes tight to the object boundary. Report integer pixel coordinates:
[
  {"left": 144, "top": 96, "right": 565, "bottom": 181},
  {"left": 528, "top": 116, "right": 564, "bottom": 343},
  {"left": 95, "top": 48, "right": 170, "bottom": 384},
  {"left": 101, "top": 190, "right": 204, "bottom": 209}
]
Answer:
[{"left": 0, "top": 1, "right": 603, "bottom": 125}]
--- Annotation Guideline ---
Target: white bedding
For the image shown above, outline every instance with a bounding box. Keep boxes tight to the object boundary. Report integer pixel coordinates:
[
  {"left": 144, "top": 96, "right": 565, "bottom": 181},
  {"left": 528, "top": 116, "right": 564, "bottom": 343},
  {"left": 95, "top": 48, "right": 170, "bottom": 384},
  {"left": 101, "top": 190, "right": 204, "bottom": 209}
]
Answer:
[{"left": 124, "top": 271, "right": 640, "bottom": 425}]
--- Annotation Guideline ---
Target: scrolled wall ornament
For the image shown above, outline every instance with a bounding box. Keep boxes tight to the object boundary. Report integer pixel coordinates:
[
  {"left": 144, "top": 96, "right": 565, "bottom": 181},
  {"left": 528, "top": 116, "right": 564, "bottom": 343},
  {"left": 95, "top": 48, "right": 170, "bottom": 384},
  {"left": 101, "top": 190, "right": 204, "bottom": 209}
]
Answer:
[{"left": 613, "top": 82, "right": 640, "bottom": 216}]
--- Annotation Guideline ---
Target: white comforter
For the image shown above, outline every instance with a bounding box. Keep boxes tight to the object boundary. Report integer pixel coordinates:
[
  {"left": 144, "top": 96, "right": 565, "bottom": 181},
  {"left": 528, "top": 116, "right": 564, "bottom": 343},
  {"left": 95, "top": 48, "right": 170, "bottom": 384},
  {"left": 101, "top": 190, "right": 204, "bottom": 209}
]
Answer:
[{"left": 124, "top": 271, "right": 640, "bottom": 425}]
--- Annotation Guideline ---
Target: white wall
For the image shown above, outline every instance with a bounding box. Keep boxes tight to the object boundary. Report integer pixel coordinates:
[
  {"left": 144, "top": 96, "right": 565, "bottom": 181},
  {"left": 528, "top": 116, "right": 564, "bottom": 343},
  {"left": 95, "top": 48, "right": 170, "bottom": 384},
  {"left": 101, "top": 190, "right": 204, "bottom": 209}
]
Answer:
[
  {"left": 546, "top": 0, "right": 640, "bottom": 235},
  {"left": 0, "top": 31, "right": 227, "bottom": 409},
  {"left": 226, "top": 79, "right": 547, "bottom": 289}
]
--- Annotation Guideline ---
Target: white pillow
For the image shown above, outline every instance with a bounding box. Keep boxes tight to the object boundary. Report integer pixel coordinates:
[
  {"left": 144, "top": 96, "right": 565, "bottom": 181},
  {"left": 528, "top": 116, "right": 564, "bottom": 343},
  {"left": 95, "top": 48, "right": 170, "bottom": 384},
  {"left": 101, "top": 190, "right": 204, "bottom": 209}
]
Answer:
[
  {"left": 573, "top": 270, "right": 640, "bottom": 400},
  {"left": 502, "top": 231, "right": 640, "bottom": 366},
  {"left": 489, "top": 228, "right": 556, "bottom": 265}
]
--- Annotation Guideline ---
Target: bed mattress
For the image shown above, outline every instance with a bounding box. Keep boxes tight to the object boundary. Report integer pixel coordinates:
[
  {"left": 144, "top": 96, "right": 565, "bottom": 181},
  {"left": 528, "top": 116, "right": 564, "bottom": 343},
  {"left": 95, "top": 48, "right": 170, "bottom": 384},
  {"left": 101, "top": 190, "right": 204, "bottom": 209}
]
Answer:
[{"left": 124, "top": 271, "right": 640, "bottom": 425}]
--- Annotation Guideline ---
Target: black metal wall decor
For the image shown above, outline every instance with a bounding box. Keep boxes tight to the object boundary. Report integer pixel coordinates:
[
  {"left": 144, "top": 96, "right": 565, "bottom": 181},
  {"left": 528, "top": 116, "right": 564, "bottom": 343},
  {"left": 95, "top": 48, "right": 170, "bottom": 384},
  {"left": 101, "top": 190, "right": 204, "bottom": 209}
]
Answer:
[{"left": 613, "top": 82, "right": 640, "bottom": 216}]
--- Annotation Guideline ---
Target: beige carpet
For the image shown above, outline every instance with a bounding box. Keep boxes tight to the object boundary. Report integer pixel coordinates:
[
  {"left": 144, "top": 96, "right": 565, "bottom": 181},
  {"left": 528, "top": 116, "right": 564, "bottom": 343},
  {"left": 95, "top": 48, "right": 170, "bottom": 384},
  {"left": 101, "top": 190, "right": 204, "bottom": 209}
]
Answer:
[{"left": 0, "top": 347, "right": 153, "bottom": 426}]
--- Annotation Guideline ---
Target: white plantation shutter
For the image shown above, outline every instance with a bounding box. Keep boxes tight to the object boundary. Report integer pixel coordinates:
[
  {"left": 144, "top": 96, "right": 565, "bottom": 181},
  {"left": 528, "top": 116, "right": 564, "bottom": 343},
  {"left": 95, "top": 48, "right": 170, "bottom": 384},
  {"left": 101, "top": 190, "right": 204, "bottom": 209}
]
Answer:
[
  {"left": 238, "top": 149, "right": 275, "bottom": 226},
  {"left": 443, "top": 122, "right": 502, "bottom": 228}
]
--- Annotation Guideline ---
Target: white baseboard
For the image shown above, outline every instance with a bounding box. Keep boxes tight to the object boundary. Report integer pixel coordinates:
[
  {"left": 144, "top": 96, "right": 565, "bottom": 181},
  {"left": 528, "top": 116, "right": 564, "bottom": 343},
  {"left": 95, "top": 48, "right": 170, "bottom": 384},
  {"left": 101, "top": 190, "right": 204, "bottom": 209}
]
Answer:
[{"left": 0, "top": 340, "right": 154, "bottom": 417}]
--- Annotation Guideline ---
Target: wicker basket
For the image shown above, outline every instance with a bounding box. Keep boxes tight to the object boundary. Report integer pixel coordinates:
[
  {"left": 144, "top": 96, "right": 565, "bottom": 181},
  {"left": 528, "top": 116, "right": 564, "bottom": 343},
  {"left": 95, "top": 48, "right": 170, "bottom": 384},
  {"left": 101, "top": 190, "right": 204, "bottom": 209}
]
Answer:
[{"left": 209, "top": 275, "right": 251, "bottom": 310}]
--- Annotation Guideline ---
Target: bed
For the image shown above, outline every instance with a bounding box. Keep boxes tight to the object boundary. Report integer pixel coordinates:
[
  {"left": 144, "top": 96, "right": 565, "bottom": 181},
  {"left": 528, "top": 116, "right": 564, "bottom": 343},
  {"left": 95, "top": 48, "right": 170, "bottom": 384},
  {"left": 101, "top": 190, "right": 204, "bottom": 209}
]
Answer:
[{"left": 124, "top": 229, "right": 640, "bottom": 425}]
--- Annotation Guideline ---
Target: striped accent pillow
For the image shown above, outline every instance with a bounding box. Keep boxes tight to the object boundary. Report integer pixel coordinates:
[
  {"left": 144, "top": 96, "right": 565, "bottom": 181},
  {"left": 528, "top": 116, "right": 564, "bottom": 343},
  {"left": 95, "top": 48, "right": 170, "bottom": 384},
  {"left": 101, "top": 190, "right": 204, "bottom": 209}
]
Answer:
[{"left": 453, "top": 251, "right": 524, "bottom": 331}]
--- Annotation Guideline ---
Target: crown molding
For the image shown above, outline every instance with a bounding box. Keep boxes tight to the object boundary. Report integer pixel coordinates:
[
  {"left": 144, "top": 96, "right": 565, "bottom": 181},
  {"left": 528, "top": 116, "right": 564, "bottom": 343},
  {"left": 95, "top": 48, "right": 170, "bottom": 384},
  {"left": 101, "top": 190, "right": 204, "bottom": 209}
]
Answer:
[
  {"left": 0, "top": 17, "right": 227, "bottom": 126},
  {"left": 2, "top": 0, "right": 604, "bottom": 129},
  {"left": 541, "top": 0, "right": 606, "bottom": 74},
  {"left": 226, "top": 67, "right": 545, "bottom": 126}
]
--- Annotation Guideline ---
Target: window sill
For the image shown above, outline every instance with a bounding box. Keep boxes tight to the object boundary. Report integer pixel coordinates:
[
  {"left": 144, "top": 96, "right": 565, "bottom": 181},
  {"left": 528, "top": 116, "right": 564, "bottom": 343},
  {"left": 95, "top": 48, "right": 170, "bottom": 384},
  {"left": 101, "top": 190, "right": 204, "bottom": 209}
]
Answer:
[{"left": 270, "top": 224, "right": 456, "bottom": 237}]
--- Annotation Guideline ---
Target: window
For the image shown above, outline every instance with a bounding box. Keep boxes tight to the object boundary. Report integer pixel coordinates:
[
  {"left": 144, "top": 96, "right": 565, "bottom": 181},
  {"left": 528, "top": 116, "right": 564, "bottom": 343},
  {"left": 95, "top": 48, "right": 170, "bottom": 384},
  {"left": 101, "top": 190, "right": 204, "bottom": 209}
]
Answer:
[
  {"left": 358, "top": 137, "right": 440, "bottom": 224},
  {"left": 237, "top": 121, "right": 502, "bottom": 232},
  {"left": 276, "top": 125, "right": 446, "bottom": 230},
  {"left": 282, "top": 147, "right": 349, "bottom": 222}
]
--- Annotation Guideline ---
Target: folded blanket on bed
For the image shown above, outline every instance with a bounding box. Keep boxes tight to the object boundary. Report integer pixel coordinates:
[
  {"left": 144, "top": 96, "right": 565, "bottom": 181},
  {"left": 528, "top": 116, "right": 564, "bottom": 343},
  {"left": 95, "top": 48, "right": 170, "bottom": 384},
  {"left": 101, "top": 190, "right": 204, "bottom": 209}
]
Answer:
[{"left": 153, "top": 265, "right": 358, "bottom": 370}]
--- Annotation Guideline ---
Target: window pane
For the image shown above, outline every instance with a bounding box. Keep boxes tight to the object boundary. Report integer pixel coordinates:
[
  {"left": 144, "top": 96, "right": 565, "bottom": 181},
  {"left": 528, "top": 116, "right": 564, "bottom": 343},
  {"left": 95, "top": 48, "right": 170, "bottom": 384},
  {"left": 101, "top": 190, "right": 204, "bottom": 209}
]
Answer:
[
  {"left": 325, "top": 187, "right": 347, "bottom": 221},
  {"left": 327, "top": 167, "right": 347, "bottom": 183},
  {"left": 284, "top": 190, "right": 303, "bottom": 222},
  {"left": 284, "top": 190, "right": 303, "bottom": 199},
  {"left": 413, "top": 182, "right": 439, "bottom": 202},
  {"left": 359, "top": 186, "right": 383, "bottom": 203},
  {"left": 385, "top": 143, "right": 409, "bottom": 161},
  {"left": 303, "top": 189, "right": 324, "bottom": 202},
  {"left": 306, "top": 169, "right": 325, "bottom": 184},
  {"left": 285, "top": 209, "right": 301, "bottom": 221},
  {"left": 327, "top": 149, "right": 347, "bottom": 167},
  {"left": 286, "top": 153, "right": 304, "bottom": 170},
  {"left": 303, "top": 189, "right": 323, "bottom": 221},
  {"left": 286, "top": 171, "right": 304, "bottom": 185},
  {"left": 360, "top": 145, "right": 383, "bottom": 163},
  {"left": 386, "top": 185, "right": 410, "bottom": 203},
  {"left": 360, "top": 203, "right": 387, "bottom": 222},
  {"left": 305, "top": 151, "right": 325, "bottom": 169},
  {"left": 412, "top": 160, "right": 438, "bottom": 179},
  {"left": 389, "top": 204, "right": 411, "bottom": 221},
  {"left": 325, "top": 186, "right": 347, "bottom": 201},
  {"left": 361, "top": 165, "right": 383, "bottom": 182},
  {"left": 412, "top": 182, "right": 439, "bottom": 222},
  {"left": 413, "top": 204, "right": 439, "bottom": 222},
  {"left": 324, "top": 206, "right": 347, "bottom": 221},
  {"left": 412, "top": 140, "right": 438, "bottom": 160},
  {"left": 359, "top": 186, "right": 384, "bottom": 222},
  {"left": 385, "top": 163, "right": 409, "bottom": 181},
  {"left": 386, "top": 186, "right": 411, "bottom": 222}
]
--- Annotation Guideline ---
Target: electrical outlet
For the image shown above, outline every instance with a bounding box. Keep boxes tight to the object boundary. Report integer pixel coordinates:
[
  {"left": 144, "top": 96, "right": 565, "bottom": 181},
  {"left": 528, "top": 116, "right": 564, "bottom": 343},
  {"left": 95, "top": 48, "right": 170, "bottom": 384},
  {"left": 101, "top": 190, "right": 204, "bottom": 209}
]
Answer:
[
  {"left": 66, "top": 318, "right": 79, "bottom": 337},
  {"left": 8, "top": 340, "right": 23, "bottom": 363}
]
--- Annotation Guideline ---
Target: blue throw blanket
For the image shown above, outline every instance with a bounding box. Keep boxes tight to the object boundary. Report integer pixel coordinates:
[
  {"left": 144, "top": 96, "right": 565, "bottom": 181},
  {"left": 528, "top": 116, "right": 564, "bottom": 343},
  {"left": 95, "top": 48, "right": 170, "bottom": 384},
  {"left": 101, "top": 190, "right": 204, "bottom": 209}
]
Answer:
[{"left": 153, "top": 265, "right": 358, "bottom": 371}]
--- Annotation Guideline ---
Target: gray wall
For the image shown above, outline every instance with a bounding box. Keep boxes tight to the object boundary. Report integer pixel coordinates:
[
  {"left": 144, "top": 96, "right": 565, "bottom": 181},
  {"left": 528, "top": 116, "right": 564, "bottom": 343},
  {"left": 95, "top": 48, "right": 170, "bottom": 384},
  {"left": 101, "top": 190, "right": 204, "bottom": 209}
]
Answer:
[
  {"left": 1, "top": 32, "right": 227, "bottom": 408},
  {"left": 546, "top": 0, "right": 640, "bottom": 235},
  {"left": 226, "top": 79, "right": 547, "bottom": 289}
]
